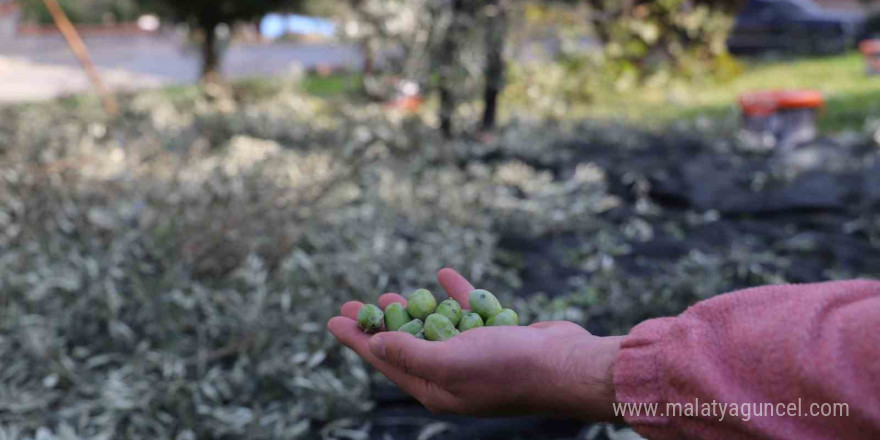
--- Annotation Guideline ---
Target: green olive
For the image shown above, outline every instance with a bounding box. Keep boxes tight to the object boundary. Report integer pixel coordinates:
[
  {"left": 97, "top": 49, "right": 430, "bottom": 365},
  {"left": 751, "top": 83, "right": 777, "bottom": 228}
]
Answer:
[
  {"left": 486, "top": 308, "right": 519, "bottom": 326},
  {"left": 397, "top": 318, "right": 424, "bottom": 336},
  {"left": 415, "top": 331, "right": 425, "bottom": 339},
  {"left": 468, "top": 289, "right": 502, "bottom": 321},
  {"left": 406, "top": 289, "right": 437, "bottom": 320},
  {"left": 384, "top": 303, "right": 412, "bottom": 331},
  {"left": 357, "top": 304, "right": 384, "bottom": 333},
  {"left": 423, "top": 313, "right": 460, "bottom": 341},
  {"left": 457, "top": 312, "right": 484, "bottom": 332},
  {"left": 435, "top": 298, "right": 462, "bottom": 326}
]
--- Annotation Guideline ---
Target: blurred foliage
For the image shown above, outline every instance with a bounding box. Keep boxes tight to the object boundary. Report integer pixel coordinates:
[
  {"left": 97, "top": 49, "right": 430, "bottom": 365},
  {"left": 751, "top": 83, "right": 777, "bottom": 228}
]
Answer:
[
  {"left": 339, "top": 0, "right": 455, "bottom": 89},
  {"left": 499, "top": 0, "right": 746, "bottom": 120},
  {"left": 0, "top": 75, "right": 878, "bottom": 438},
  {"left": 585, "top": 0, "right": 746, "bottom": 85},
  {"left": 21, "top": 0, "right": 749, "bottom": 130},
  {"left": 340, "top": 0, "right": 516, "bottom": 134},
  {"left": 338, "top": 0, "right": 748, "bottom": 134},
  {"left": 18, "top": 0, "right": 144, "bottom": 25}
]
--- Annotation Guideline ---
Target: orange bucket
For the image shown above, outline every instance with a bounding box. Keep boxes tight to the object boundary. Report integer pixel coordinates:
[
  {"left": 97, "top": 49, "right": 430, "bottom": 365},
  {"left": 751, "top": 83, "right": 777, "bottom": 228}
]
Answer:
[
  {"left": 739, "top": 90, "right": 824, "bottom": 115},
  {"left": 775, "top": 90, "right": 825, "bottom": 111}
]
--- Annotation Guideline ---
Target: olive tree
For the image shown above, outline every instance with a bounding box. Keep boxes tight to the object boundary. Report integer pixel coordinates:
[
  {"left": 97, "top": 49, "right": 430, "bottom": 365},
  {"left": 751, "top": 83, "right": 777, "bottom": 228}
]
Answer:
[
  {"left": 136, "top": 0, "right": 306, "bottom": 82},
  {"left": 481, "top": 0, "right": 509, "bottom": 131},
  {"left": 342, "top": 0, "right": 508, "bottom": 137},
  {"left": 585, "top": 0, "right": 747, "bottom": 81}
]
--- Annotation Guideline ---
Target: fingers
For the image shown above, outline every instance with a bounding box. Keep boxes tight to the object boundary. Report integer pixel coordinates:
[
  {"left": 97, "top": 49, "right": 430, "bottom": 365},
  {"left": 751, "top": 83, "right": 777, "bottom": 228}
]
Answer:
[
  {"left": 327, "top": 317, "right": 432, "bottom": 395},
  {"left": 370, "top": 332, "right": 451, "bottom": 381},
  {"left": 437, "top": 268, "right": 474, "bottom": 308},
  {"left": 378, "top": 293, "right": 407, "bottom": 309},
  {"left": 345, "top": 294, "right": 406, "bottom": 321},
  {"left": 329, "top": 317, "right": 463, "bottom": 414},
  {"left": 341, "top": 301, "right": 364, "bottom": 320}
]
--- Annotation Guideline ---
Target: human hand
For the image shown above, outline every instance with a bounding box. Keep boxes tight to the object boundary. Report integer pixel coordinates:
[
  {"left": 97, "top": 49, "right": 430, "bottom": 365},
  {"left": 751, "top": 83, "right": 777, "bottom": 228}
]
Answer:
[{"left": 327, "top": 268, "right": 623, "bottom": 420}]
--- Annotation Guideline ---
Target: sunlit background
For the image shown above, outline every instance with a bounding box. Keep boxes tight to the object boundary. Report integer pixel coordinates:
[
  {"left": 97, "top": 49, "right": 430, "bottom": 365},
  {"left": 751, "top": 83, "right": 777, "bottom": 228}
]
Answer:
[{"left": 0, "top": 0, "right": 879, "bottom": 439}]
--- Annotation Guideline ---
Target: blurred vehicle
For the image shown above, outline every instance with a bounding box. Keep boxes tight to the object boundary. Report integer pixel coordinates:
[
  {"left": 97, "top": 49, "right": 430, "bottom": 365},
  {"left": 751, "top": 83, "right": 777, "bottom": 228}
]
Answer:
[
  {"left": 863, "top": 11, "right": 880, "bottom": 40},
  {"left": 727, "top": 0, "right": 865, "bottom": 55}
]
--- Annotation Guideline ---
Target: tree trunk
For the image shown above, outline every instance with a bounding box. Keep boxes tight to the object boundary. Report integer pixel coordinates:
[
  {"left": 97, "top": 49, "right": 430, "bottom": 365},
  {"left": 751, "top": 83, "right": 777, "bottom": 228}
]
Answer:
[
  {"left": 481, "top": 0, "right": 507, "bottom": 132},
  {"left": 439, "top": 81, "right": 454, "bottom": 139},
  {"left": 362, "top": 40, "right": 375, "bottom": 76},
  {"left": 438, "top": 0, "right": 464, "bottom": 139},
  {"left": 348, "top": 0, "right": 376, "bottom": 97},
  {"left": 200, "top": 22, "right": 221, "bottom": 83},
  {"left": 360, "top": 39, "right": 375, "bottom": 97}
]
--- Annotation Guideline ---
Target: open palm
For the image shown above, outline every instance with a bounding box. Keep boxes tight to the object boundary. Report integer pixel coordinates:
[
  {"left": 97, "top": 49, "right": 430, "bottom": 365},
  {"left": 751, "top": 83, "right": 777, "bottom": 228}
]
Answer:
[{"left": 327, "top": 268, "right": 623, "bottom": 419}]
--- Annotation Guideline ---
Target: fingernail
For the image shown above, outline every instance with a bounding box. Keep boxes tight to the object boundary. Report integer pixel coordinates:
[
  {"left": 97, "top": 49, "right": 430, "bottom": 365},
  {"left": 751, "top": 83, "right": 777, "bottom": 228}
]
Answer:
[{"left": 370, "top": 335, "right": 386, "bottom": 360}]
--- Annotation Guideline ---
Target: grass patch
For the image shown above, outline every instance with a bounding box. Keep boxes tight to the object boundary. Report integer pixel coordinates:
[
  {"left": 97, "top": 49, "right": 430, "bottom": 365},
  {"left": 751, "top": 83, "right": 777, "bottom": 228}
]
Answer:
[
  {"left": 586, "top": 52, "right": 880, "bottom": 132},
  {"left": 137, "top": 73, "right": 363, "bottom": 106},
  {"left": 302, "top": 72, "right": 362, "bottom": 96}
]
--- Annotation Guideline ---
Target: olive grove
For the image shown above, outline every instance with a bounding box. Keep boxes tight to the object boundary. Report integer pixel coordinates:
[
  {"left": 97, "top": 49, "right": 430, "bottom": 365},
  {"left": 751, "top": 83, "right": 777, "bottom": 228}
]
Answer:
[{"left": 341, "top": 0, "right": 747, "bottom": 135}]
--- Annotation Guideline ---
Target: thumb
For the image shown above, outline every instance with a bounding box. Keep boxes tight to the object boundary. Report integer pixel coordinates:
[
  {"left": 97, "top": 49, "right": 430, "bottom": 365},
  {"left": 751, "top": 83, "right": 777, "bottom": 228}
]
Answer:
[{"left": 370, "top": 332, "right": 447, "bottom": 379}]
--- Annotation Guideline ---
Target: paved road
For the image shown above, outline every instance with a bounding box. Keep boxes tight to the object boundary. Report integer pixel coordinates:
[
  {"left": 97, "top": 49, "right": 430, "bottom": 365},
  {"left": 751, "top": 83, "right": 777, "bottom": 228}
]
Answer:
[{"left": 0, "top": 32, "right": 361, "bottom": 102}]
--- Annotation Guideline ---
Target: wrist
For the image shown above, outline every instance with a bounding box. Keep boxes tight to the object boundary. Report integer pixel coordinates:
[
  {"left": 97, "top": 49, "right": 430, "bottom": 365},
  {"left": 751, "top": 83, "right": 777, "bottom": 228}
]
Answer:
[{"left": 547, "top": 334, "right": 624, "bottom": 421}]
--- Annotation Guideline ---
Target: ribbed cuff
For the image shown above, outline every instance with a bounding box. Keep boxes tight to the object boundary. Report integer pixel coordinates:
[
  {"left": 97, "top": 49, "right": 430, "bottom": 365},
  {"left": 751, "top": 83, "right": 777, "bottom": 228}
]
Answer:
[{"left": 613, "top": 317, "right": 678, "bottom": 440}]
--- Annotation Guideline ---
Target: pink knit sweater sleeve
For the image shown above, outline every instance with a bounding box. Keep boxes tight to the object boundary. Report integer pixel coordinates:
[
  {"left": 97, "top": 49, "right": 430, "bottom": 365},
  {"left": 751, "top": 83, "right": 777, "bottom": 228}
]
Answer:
[{"left": 613, "top": 280, "right": 880, "bottom": 440}]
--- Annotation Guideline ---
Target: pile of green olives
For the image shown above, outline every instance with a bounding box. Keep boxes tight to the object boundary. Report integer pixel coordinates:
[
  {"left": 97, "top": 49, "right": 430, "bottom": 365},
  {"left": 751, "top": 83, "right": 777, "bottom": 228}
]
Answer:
[{"left": 356, "top": 288, "right": 519, "bottom": 341}]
